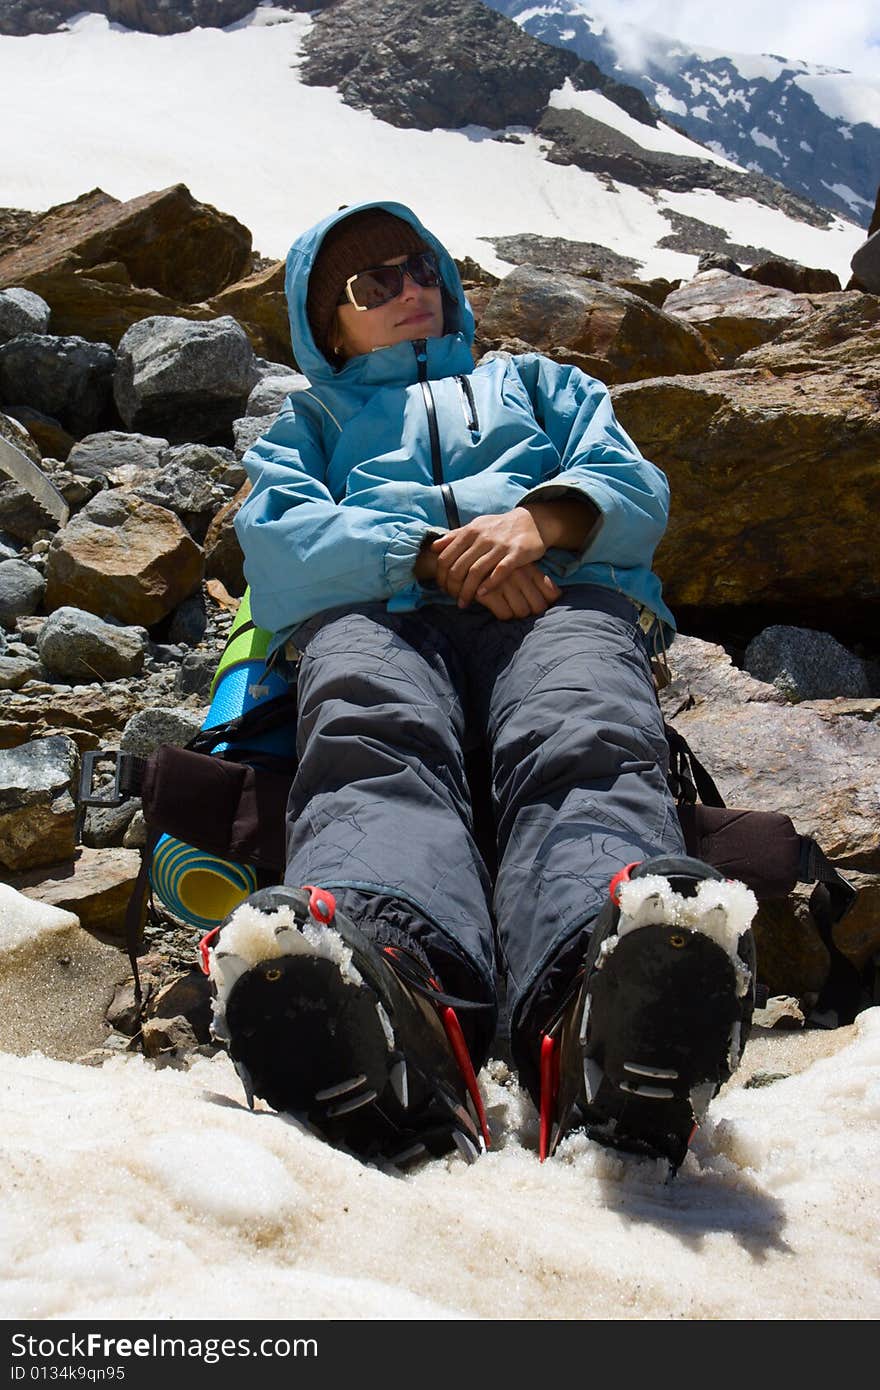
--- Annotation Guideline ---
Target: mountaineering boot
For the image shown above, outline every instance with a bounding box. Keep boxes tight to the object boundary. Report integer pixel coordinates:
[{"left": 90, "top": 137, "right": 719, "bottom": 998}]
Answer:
[
  {"left": 538, "top": 856, "right": 757, "bottom": 1172},
  {"left": 200, "top": 884, "right": 490, "bottom": 1166}
]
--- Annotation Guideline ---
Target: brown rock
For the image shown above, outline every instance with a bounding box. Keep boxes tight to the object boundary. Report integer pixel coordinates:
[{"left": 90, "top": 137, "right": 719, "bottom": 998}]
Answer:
[
  {"left": 0, "top": 184, "right": 252, "bottom": 306},
  {"left": 744, "top": 260, "right": 841, "bottom": 294},
  {"left": 206, "top": 261, "right": 293, "bottom": 366},
  {"left": 612, "top": 278, "right": 677, "bottom": 308},
  {"left": 45, "top": 492, "right": 203, "bottom": 626},
  {"left": 3, "top": 407, "right": 76, "bottom": 461},
  {"left": 738, "top": 293, "right": 880, "bottom": 372},
  {"left": 24, "top": 266, "right": 214, "bottom": 348},
  {"left": 203, "top": 480, "right": 250, "bottom": 596},
  {"left": 140, "top": 1014, "right": 200, "bottom": 1064},
  {"left": 13, "top": 846, "right": 143, "bottom": 940},
  {"left": 477, "top": 264, "right": 718, "bottom": 384},
  {"left": 663, "top": 270, "right": 815, "bottom": 364},
  {"left": 611, "top": 364, "right": 880, "bottom": 620},
  {"left": 148, "top": 967, "right": 213, "bottom": 1043},
  {"left": 0, "top": 682, "right": 141, "bottom": 750}
]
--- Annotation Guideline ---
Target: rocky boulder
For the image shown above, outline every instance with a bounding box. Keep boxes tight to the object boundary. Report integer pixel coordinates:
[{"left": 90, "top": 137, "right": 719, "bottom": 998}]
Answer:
[
  {"left": 0, "top": 559, "right": 45, "bottom": 628},
  {"left": 131, "top": 460, "right": 229, "bottom": 542},
  {"left": 737, "top": 293, "right": 880, "bottom": 372},
  {"left": 0, "top": 333, "right": 117, "bottom": 437},
  {"left": 36, "top": 607, "right": 147, "bottom": 683},
  {"left": 662, "top": 270, "right": 817, "bottom": 364},
  {"left": 44, "top": 491, "right": 203, "bottom": 627},
  {"left": 20, "top": 264, "right": 215, "bottom": 349},
  {"left": 0, "top": 735, "right": 79, "bottom": 872},
  {"left": 113, "top": 315, "right": 258, "bottom": 445},
  {"left": 206, "top": 260, "right": 293, "bottom": 367},
  {"left": 0, "top": 185, "right": 252, "bottom": 306},
  {"left": 661, "top": 637, "right": 880, "bottom": 999},
  {"left": 300, "top": 0, "right": 654, "bottom": 132},
  {"left": 744, "top": 626, "right": 874, "bottom": 702},
  {"left": 11, "top": 845, "right": 144, "bottom": 941},
  {"left": 0, "top": 287, "right": 51, "bottom": 343},
  {"left": 477, "top": 265, "right": 718, "bottom": 384},
  {"left": 610, "top": 365, "right": 880, "bottom": 626},
  {"left": 65, "top": 430, "right": 168, "bottom": 486},
  {"left": 203, "top": 480, "right": 250, "bottom": 596},
  {"left": 744, "top": 259, "right": 841, "bottom": 294}
]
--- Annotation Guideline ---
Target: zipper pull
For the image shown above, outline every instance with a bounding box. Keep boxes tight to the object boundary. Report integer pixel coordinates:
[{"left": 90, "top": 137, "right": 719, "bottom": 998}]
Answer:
[{"left": 412, "top": 338, "right": 428, "bottom": 380}]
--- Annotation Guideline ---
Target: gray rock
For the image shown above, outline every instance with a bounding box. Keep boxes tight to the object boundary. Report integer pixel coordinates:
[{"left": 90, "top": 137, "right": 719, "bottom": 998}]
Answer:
[
  {"left": 0, "top": 532, "right": 21, "bottom": 561},
  {"left": 698, "top": 253, "right": 743, "bottom": 275},
  {"left": 233, "top": 412, "right": 274, "bottom": 457},
  {"left": 82, "top": 798, "right": 140, "bottom": 850},
  {"left": 851, "top": 227, "right": 880, "bottom": 294},
  {"left": 113, "top": 315, "right": 259, "bottom": 445},
  {"left": 132, "top": 461, "right": 228, "bottom": 542},
  {"left": 300, "top": 0, "right": 655, "bottom": 130},
  {"left": 0, "top": 558, "right": 45, "bottom": 627},
  {"left": 0, "top": 334, "right": 117, "bottom": 437},
  {"left": 0, "top": 734, "right": 79, "bottom": 872},
  {"left": 167, "top": 589, "right": 208, "bottom": 647},
  {"left": 0, "top": 288, "right": 51, "bottom": 344},
  {"left": 37, "top": 607, "right": 147, "bottom": 683},
  {"left": 0, "top": 650, "right": 42, "bottom": 689},
  {"left": 744, "top": 626, "right": 873, "bottom": 702},
  {"left": 161, "top": 442, "right": 237, "bottom": 475},
  {"left": 65, "top": 430, "right": 168, "bottom": 484},
  {"left": 246, "top": 372, "right": 308, "bottom": 417},
  {"left": 120, "top": 706, "right": 204, "bottom": 757},
  {"left": 175, "top": 650, "right": 216, "bottom": 697}
]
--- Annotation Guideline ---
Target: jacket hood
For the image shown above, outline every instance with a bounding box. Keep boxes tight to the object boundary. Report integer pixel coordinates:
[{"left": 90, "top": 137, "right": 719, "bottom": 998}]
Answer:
[{"left": 284, "top": 200, "right": 475, "bottom": 386}]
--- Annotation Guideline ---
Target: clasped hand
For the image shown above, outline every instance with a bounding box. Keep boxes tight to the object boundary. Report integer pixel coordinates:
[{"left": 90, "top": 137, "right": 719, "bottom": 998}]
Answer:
[{"left": 424, "top": 510, "right": 562, "bottom": 620}]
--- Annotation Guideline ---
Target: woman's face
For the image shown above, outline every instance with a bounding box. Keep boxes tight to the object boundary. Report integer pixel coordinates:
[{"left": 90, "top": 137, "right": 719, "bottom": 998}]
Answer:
[{"left": 331, "top": 254, "right": 444, "bottom": 361}]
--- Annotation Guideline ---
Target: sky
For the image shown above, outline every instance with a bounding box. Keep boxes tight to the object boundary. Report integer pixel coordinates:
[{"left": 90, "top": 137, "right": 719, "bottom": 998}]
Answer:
[{"left": 586, "top": 0, "right": 880, "bottom": 77}]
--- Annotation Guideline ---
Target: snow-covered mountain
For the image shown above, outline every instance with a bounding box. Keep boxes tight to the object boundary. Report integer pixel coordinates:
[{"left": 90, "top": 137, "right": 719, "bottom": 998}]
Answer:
[
  {"left": 0, "top": 2, "right": 867, "bottom": 285},
  {"left": 485, "top": 0, "right": 880, "bottom": 228}
]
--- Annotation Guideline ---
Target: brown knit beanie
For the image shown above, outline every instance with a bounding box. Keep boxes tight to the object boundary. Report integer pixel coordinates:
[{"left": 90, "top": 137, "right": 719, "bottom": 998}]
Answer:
[{"left": 307, "top": 209, "right": 428, "bottom": 358}]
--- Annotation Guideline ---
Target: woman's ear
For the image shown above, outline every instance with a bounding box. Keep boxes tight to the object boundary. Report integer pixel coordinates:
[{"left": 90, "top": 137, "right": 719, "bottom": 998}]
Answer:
[{"left": 329, "top": 311, "right": 347, "bottom": 361}]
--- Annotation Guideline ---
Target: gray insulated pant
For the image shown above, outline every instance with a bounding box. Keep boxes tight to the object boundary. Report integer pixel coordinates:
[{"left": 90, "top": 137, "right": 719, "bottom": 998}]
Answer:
[{"left": 284, "top": 586, "right": 685, "bottom": 1085}]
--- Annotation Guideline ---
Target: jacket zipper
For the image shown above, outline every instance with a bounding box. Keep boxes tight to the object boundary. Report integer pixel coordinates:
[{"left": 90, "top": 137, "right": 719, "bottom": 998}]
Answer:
[
  {"left": 456, "top": 375, "right": 479, "bottom": 432},
  {"left": 413, "top": 340, "right": 461, "bottom": 529}
]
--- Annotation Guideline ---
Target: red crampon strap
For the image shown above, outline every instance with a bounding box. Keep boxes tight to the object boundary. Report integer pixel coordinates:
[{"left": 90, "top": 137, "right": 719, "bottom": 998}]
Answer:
[
  {"left": 198, "top": 925, "right": 222, "bottom": 976},
  {"left": 304, "top": 884, "right": 336, "bottom": 924},
  {"left": 440, "top": 1005, "right": 491, "bottom": 1150},
  {"left": 609, "top": 861, "right": 641, "bottom": 906},
  {"left": 539, "top": 1032, "right": 560, "bottom": 1162}
]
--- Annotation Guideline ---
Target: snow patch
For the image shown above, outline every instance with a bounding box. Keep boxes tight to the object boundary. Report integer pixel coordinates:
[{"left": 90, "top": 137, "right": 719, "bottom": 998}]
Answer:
[
  {"left": 820, "top": 181, "right": 874, "bottom": 214},
  {"left": 0, "top": 884, "right": 78, "bottom": 956},
  {"left": 750, "top": 127, "right": 785, "bottom": 159},
  {"left": 653, "top": 85, "right": 687, "bottom": 117},
  {"left": 549, "top": 80, "right": 736, "bottom": 166}
]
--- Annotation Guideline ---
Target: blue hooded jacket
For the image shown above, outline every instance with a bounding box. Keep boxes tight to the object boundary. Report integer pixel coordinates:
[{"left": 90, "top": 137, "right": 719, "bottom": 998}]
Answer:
[{"left": 235, "top": 200, "right": 675, "bottom": 650}]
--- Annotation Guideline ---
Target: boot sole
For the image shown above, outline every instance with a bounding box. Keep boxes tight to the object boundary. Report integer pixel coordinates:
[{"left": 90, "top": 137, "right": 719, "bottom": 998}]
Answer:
[
  {"left": 578, "top": 923, "right": 750, "bottom": 1168},
  {"left": 212, "top": 894, "right": 484, "bottom": 1165}
]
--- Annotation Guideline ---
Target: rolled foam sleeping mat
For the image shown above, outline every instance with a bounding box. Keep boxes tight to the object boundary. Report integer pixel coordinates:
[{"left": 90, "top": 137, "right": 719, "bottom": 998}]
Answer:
[{"left": 148, "top": 589, "right": 294, "bottom": 930}]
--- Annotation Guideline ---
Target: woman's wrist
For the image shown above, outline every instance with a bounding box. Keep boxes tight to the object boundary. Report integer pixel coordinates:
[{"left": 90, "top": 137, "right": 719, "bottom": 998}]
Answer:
[{"left": 520, "top": 497, "right": 599, "bottom": 552}]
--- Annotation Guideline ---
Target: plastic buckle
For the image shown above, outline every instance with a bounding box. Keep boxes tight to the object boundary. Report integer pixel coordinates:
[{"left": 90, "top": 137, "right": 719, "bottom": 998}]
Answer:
[{"left": 78, "top": 749, "right": 138, "bottom": 809}]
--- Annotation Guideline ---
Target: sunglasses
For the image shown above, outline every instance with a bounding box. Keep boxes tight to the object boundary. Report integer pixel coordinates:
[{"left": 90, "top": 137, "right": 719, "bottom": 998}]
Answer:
[{"left": 338, "top": 250, "right": 442, "bottom": 311}]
